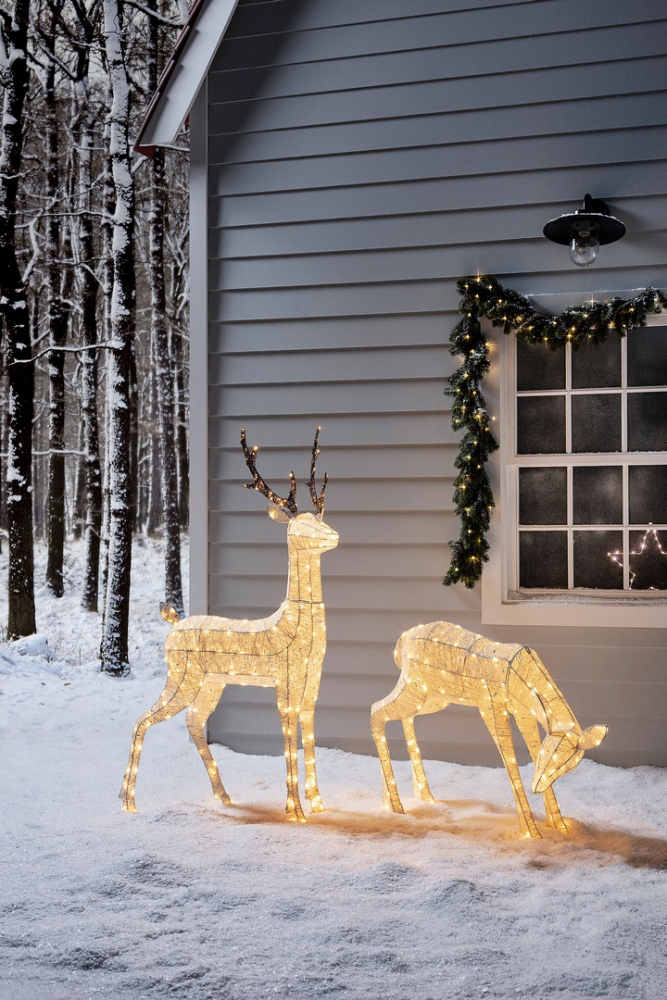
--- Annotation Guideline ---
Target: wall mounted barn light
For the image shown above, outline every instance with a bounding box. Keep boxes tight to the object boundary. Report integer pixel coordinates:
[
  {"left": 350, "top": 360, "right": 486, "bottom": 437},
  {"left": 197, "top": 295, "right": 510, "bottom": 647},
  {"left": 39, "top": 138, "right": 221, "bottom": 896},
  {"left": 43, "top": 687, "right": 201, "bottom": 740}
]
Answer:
[{"left": 543, "top": 194, "right": 626, "bottom": 267}]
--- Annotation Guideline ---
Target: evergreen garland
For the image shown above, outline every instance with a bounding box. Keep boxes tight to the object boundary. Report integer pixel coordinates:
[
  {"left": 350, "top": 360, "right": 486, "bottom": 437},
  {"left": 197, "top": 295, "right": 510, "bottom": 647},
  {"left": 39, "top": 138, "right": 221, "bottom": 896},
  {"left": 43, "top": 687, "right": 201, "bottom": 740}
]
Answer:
[{"left": 444, "top": 274, "right": 667, "bottom": 588}]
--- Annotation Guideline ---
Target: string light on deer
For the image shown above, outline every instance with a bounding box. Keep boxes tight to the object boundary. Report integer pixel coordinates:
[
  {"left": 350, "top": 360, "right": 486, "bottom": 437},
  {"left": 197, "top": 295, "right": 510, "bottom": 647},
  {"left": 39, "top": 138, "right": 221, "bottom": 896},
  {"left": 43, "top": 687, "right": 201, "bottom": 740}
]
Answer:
[
  {"left": 120, "top": 427, "right": 339, "bottom": 822},
  {"left": 371, "top": 622, "right": 607, "bottom": 838},
  {"left": 445, "top": 275, "right": 667, "bottom": 588}
]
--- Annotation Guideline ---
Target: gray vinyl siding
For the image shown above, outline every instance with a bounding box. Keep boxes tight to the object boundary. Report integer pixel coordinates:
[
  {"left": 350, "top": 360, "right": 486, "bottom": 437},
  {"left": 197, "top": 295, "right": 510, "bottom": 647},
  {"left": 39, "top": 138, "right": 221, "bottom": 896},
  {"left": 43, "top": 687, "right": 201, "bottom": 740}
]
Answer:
[{"left": 204, "top": 0, "right": 667, "bottom": 767}]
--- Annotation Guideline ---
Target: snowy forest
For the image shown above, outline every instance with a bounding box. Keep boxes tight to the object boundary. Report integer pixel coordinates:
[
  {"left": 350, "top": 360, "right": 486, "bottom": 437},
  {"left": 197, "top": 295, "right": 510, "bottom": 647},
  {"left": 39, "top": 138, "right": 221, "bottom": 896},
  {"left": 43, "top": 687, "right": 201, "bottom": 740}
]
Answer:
[{"left": 0, "top": 0, "right": 189, "bottom": 674}]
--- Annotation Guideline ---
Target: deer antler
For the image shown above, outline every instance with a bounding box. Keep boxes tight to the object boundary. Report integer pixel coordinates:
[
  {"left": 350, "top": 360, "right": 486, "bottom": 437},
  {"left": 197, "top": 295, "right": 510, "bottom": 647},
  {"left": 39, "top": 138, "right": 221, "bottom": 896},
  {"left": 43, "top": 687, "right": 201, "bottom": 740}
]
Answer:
[
  {"left": 306, "top": 426, "right": 329, "bottom": 515},
  {"left": 241, "top": 427, "right": 298, "bottom": 514}
]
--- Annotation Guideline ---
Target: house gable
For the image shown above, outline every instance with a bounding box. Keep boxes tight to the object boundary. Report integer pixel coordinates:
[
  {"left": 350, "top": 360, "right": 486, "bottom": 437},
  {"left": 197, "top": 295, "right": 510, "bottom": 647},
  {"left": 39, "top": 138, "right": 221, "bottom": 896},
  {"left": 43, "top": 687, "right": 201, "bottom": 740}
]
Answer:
[{"left": 135, "top": 0, "right": 241, "bottom": 154}]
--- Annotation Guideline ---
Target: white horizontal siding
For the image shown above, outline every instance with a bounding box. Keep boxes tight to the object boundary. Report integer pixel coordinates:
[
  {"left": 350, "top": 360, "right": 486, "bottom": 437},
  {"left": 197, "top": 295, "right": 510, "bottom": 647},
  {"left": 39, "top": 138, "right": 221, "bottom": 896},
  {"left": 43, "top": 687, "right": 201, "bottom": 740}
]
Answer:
[{"left": 203, "top": 0, "right": 667, "bottom": 767}]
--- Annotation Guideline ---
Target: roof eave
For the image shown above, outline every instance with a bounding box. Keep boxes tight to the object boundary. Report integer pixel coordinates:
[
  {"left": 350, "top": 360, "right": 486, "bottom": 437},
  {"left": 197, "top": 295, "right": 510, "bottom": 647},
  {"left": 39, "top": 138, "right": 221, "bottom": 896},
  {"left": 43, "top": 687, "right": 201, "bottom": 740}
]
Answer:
[{"left": 134, "top": 0, "right": 241, "bottom": 157}]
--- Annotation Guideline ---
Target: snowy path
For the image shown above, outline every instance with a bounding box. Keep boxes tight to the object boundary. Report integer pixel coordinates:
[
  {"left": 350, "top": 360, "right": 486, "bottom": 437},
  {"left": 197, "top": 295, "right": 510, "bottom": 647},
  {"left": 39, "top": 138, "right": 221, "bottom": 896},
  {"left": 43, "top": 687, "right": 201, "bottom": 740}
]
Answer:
[{"left": 1, "top": 542, "right": 666, "bottom": 999}]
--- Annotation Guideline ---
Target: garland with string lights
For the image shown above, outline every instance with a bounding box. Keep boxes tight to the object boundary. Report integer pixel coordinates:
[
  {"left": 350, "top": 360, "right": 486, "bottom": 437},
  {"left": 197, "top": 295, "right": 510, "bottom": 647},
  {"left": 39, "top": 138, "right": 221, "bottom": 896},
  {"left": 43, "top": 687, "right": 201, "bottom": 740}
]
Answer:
[{"left": 444, "top": 274, "right": 667, "bottom": 588}]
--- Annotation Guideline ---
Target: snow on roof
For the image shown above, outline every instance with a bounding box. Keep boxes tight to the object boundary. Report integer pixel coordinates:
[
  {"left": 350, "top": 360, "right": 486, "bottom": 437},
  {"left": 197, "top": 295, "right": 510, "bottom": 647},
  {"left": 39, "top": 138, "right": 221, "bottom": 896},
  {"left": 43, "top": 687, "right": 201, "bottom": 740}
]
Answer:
[{"left": 135, "top": 0, "right": 241, "bottom": 157}]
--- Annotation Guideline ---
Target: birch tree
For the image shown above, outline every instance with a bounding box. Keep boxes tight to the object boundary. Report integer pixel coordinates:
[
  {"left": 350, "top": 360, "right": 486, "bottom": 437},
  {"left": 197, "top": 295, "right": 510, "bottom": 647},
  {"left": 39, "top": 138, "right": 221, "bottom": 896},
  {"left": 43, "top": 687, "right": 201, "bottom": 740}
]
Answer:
[{"left": 99, "top": 0, "right": 136, "bottom": 675}]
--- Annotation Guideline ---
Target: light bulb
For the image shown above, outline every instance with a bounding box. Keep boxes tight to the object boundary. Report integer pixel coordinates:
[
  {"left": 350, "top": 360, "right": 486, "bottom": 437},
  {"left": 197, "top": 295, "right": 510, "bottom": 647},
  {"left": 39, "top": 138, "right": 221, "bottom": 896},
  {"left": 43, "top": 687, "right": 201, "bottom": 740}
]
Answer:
[{"left": 569, "top": 230, "right": 599, "bottom": 267}]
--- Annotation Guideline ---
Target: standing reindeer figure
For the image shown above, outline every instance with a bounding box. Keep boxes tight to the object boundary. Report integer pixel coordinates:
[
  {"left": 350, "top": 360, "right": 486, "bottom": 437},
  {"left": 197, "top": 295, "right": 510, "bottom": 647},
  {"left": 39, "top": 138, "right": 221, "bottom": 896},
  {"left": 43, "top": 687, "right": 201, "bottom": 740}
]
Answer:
[
  {"left": 371, "top": 622, "right": 607, "bottom": 838},
  {"left": 120, "top": 428, "right": 339, "bottom": 822}
]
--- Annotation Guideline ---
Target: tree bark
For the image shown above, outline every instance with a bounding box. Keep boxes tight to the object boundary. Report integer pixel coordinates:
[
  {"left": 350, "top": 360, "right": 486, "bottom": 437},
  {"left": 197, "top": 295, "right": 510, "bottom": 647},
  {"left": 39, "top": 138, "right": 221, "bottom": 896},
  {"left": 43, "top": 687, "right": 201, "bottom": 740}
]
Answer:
[
  {"left": 147, "top": 1, "right": 184, "bottom": 614},
  {"left": 150, "top": 151, "right": 184, "bottom": 616},
  {"left": 73, "top": 22, "right": 103, "bottom": 611},
  {"left": 44, "top": 5, "right": 70, "bottom": 597},
  {"left": 99, "top": 0, "right": 136, "bottom": 674},
  {"left": 0, "top": 0, "right": 36, "bottom": 639}
]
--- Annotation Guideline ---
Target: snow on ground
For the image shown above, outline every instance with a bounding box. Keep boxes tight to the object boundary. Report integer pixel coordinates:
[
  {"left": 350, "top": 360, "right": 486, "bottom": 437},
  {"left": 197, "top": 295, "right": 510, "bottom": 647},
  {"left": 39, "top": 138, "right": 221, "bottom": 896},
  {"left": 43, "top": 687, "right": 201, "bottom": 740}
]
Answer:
[{"left": 1, "top": 539, "right": 666, "bottom": 1000}]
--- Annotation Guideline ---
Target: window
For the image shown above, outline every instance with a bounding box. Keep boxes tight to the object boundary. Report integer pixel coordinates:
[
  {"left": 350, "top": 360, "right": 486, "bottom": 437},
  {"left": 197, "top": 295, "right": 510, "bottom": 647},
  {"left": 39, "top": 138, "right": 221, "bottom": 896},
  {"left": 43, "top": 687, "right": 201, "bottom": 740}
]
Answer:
[{"left": 482, "top": 316, "right": 667, "bottom": 628}]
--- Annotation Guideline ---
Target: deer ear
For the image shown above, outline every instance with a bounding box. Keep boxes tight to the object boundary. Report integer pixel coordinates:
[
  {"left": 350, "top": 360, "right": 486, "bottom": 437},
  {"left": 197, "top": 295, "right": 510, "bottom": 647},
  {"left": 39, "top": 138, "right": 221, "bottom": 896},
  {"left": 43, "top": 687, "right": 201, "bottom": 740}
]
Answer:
[
  {"left": 267, "top": 504, "right": 293, "bottom": 523},
  {"left": 578, "top": 725, "right": 608, "bottom": 750}
]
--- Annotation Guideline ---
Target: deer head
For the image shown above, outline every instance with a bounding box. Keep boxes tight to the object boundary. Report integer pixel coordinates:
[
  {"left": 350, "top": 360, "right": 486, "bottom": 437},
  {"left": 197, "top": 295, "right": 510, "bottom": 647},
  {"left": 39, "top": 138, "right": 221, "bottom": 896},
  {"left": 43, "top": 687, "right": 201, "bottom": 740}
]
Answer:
[
  {"left": 241, "top": 426, "right": 339, "bottom": 552},
  {"left": 532, "top": 725, "right": 608, "bottom": 793}
]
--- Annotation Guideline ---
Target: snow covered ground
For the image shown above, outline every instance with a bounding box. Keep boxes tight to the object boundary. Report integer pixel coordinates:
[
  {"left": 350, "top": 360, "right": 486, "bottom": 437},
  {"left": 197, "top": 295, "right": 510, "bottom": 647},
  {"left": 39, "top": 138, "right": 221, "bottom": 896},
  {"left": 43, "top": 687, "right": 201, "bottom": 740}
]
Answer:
[{"left": 1, "top": 539, "right": 666, "bottom": 1000}]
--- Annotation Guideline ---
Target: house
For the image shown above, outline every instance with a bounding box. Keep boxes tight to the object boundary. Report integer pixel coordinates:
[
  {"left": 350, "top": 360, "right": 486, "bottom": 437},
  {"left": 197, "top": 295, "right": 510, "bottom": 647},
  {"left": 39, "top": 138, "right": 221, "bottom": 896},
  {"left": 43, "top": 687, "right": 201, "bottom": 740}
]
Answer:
[{"left": 138, "top": 0, "right": 667, "bottom": 768}]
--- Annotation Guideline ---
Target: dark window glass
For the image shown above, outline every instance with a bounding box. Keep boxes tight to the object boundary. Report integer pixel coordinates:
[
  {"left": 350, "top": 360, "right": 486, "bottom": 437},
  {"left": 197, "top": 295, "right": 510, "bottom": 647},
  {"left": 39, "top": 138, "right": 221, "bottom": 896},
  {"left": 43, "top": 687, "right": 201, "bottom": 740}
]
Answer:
[
  {"left": 572, "top": 336, "right": 622, "bottom": 388},
  {"left": 627, "top": 327, "right": 667, "bottom": 387},
  {"left": 519, "top": 532, "right": 568, "bottom": 588},
  {"left": 628, "top": 466, "right": 667, "bottom": 524},
  {"left": 573, "top": 466, "right": 623, "bottom": 524},
  {"left": 628, "top": 529, "right": 667, "bottom": 590},
  {"left": 627, "top": 393, "right": 667, "bottom": 451},
  {"left": 516, "top": 338, "right": 565, "bottom": 391},
  {"left": 517, "top": 396, "right": 565, "bottom": 454},
  {"left": 571, "top": 394, "right": 622, "bottom": 453},
  {"left": 519, "top": 467, "right": 567, "bottom": 524},
  {"left": 573, "top": 531, "right": 623, "bottom": 589}
]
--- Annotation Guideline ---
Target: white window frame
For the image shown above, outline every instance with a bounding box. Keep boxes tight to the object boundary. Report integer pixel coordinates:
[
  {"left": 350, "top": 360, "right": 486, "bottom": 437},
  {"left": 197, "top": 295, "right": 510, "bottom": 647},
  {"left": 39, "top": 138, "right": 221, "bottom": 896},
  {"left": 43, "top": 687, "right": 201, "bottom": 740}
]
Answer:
[{"left": 482, "top": 312, "right": 667, "bottom": 629}]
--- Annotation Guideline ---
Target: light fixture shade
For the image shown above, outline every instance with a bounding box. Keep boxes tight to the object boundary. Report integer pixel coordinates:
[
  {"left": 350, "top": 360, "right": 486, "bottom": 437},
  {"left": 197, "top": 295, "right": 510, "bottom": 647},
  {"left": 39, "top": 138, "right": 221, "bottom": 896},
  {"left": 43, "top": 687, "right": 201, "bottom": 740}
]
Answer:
[{"left": 543, "top": 193, "right": 625, "bottom": 249}]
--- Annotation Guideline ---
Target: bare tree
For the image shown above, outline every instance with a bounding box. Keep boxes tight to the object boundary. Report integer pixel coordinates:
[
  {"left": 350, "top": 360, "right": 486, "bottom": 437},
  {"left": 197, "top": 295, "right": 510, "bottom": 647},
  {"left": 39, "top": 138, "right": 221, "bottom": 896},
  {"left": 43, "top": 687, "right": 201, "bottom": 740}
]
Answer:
[
  {"left": 99, "top": 0, "right": 136, "bottom": 675},
  {"left": 0, "top": 0, "right": 36, "bottom": 639},
  {"left": 146, "top": 0, "right": 183, "bottom": 615}
]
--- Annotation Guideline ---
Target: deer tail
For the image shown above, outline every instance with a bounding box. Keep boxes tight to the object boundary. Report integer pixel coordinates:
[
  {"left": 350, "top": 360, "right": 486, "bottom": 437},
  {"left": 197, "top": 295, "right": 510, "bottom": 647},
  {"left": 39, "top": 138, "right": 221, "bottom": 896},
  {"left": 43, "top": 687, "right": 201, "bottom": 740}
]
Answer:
[{"left": 160, "top": 603, "right": 180, "bottom": 625}]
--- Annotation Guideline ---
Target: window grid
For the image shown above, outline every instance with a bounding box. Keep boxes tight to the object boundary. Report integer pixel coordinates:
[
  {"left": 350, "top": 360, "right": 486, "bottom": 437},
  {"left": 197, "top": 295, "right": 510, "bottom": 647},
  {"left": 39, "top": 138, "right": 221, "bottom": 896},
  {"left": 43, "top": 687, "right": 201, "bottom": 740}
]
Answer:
[{"left": 515, "top": 337, "right": 666, "bottom": 594}]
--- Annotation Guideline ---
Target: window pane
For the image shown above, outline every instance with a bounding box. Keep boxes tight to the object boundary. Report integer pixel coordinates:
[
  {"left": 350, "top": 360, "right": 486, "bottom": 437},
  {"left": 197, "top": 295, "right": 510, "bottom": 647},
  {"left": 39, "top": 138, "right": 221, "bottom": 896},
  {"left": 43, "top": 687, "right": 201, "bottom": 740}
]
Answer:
[
  {"left": 572, "top": 336, "right": 621, "bottom": 388},
  {"left": 627, "top": 326, "right": 667, "bottom": 387},
  {"left": 516, "top": 338, "right": 565, "bottom": 391},
  {"left": 517, "top": 396, "right": 565, "bottom": 454},
  {"left": 627, "top": 393, "right": 667, "bottom": 451},
  {"left": 519, "top": 532, "right": 568, "bottom": 588},
  {"left": 628, "top": 529, "right": 667, "bottom": 590},
  {"left": 571, "top": 394, "right": 622, "bottom": 452},
  {"left": 573, "top": 531, "right": 623, "bottom": 589},
  {"left": 628, "top": 466, "right": 667, "bottom": 524},
  {"left": 519, "top": 467, "right": 567, "bottom": 524},
  {"left": 573, "top": 466, "right": 623, "bottom": 524}
]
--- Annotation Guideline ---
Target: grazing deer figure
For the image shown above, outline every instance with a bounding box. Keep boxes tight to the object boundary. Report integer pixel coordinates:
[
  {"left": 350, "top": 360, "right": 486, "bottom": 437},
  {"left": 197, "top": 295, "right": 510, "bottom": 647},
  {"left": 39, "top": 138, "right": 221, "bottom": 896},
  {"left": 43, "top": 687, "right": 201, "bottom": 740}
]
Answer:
[
  {"left": 120, "top": 428, "right": 339, "bottom": 822},
  {"left": 371, "top": 622, "right": 607, "bottom": 838}
]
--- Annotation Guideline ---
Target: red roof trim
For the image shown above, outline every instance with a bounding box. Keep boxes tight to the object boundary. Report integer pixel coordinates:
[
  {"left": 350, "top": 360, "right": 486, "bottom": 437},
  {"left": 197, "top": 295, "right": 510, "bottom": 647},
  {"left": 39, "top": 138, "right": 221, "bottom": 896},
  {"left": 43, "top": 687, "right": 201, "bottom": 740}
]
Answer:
[{"left": 134, "top": 0, "right": 209, "bottom": 157}]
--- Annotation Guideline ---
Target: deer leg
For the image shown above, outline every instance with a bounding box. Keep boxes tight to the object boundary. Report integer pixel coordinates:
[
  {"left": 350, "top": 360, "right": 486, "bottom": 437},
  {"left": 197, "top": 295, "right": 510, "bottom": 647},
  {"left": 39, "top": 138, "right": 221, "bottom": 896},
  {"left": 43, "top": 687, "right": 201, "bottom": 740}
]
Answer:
[
  {"left": 402, "top": 717, "right": 435, "bottom": 803},
  {"left": 480, "top": 691, "right": 541, "bottom": 839},
  {"left": 186, "top": 679, "right": 232, "bottom": 805},
  {"left": 370, "top": 691, "right": 410, "bottom": 814},
  {"left": 277, "top": 684, "right": 306, "bottom": 823},
  {"left": 298, "top": 710, "right": 324, "bottom": 813},
  {"left": 119, "top": 651, "right": 200, "bottom": 813},
  {"left": 511, "top": 707, "right": 568, "bottom": 833}
]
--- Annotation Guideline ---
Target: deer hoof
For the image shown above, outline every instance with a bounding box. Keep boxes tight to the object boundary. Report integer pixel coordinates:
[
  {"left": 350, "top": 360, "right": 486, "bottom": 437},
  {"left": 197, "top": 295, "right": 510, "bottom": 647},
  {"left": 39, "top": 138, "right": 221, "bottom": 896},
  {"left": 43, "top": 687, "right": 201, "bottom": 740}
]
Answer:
[{"left": 309, "top": 795, "right": 325, "bottom": 813}]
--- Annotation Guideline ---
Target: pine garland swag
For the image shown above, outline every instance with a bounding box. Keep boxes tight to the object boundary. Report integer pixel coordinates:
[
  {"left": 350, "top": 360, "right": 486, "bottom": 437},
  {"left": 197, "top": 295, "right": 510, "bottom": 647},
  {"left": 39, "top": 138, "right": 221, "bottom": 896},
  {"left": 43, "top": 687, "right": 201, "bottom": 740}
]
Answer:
[{"left": 444, "top": 275, "right": 667, "bottom": 589}]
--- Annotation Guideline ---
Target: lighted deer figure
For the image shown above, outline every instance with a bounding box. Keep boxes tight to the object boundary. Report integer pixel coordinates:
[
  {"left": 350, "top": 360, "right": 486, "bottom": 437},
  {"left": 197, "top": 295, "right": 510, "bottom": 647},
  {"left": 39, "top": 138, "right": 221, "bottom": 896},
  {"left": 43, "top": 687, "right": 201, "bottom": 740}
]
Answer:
[
  {"left": 371, "top": 623, "right": 607, "bottom": 838},
  {"left": 120, "top": 428, "right": 339, "bottom": 822}
]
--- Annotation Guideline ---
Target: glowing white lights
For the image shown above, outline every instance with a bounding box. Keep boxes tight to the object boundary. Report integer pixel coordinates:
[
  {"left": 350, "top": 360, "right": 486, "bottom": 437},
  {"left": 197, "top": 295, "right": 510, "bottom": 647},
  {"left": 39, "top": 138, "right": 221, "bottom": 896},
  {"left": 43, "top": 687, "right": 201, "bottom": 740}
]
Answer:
[
  {"left": 371, "top": 622, "right": 607, "bottom": 838},
  {"left": 120, "top": 429, "right": 338, "bottom": 822}
]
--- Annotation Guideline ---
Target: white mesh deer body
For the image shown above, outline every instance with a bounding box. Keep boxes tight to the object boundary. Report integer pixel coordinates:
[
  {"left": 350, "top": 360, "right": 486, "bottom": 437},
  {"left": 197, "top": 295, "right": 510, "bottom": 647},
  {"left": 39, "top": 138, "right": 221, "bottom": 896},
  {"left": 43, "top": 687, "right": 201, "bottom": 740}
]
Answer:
[
  {"left": 120, "top": 428, "right": 338, "bottom": 822},
  {"left": 371, "top": 622, "right": 607, "bottom": 838}
]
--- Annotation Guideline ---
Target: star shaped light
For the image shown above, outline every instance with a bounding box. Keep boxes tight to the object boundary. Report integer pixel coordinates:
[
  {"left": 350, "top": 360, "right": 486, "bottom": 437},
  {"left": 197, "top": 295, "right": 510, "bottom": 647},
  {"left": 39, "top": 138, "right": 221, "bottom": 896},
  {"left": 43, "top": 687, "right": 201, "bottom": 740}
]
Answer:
[{"left": 609, "top": 528, "right": 667, "bottom": 590}]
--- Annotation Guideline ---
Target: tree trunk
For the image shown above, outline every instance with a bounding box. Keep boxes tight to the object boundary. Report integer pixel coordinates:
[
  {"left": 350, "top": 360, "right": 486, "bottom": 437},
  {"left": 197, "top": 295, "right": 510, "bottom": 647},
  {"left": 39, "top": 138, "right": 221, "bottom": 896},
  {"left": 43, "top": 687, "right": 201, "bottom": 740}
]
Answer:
[
  {"left": 146, "top": 3, "right": 184, "bottom": 614},
  {"left": 150, "top": 151, "right": 184, "bottom": 616},
  {"left": 44, "top": 5, "right": 70, "bottom": 598},
  {"left": 99, "top": 0, "right": 136, "bottom": 675},
  {"left": 145, "top": 364, "right": 161, "bottom": 536},
  {"left": 0, "top": 0, "right": 35, "bottom": 639}
]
